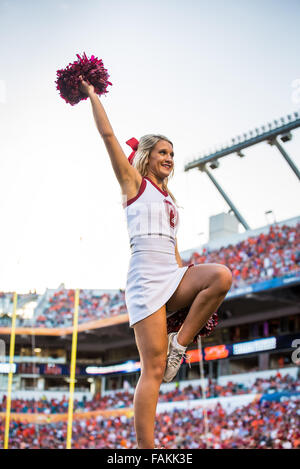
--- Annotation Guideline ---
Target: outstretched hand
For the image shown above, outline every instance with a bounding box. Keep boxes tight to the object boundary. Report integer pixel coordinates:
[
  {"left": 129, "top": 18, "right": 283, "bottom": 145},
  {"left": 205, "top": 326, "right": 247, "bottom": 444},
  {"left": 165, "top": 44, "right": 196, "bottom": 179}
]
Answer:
[{"left": 79, "top": 75, "right": 95, "bottom": 96}]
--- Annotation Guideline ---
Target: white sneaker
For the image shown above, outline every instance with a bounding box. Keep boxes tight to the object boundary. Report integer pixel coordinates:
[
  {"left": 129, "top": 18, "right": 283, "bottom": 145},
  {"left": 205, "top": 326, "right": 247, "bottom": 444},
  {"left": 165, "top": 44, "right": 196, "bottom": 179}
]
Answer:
[{"left": 163, "top": 332, "right": 191, "bottom": 383}]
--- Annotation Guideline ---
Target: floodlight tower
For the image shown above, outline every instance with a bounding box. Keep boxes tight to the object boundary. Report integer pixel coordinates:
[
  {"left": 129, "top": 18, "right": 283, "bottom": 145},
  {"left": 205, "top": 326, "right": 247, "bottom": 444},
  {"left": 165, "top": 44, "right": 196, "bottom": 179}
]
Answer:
[{"left": 184, "top": 112, "right": 300, "bottom": 230}]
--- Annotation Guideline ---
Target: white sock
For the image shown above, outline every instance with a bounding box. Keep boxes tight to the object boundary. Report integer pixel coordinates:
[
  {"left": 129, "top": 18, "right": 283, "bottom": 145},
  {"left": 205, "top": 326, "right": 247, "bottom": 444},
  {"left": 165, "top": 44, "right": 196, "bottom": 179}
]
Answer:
[{"left": 172, "top": 333, "right": 187, "bottom": 351}]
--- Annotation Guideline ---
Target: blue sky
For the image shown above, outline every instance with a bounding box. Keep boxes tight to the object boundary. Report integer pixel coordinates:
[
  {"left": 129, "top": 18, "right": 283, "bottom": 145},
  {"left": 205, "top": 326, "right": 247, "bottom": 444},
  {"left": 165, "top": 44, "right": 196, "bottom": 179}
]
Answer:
[{"left": 0, "top": 0, "right": 300, "bottom": 293}]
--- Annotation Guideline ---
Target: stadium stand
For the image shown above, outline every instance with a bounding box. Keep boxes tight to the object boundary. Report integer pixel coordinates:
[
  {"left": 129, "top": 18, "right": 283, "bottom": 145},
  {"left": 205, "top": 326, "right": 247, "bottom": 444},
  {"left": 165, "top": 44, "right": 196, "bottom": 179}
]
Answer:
[
  {"left": 0, "top": 397, "right": 299, "bottom": 448},
  {"left": 0, "top": 371, "right": 299, "bottom": 413},
  {"left": 0, "top": 215, "right": 299, "bottom": 449}
]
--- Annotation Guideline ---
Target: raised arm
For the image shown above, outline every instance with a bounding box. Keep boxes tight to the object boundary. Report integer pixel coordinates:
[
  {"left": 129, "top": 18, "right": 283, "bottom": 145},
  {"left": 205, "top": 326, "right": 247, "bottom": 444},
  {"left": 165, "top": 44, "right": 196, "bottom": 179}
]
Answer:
[{"left": 79, "top": 76, "right": 138, "bottom": 186}]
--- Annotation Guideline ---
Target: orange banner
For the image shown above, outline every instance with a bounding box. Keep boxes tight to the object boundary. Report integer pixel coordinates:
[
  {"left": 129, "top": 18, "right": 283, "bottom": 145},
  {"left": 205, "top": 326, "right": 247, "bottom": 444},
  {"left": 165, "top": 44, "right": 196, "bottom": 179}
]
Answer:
[
  {"left": 186, "top": 349, "right": 203, "bottom": 363},
  {"left": 204, "top": 345, "right": 229, "bottom": 361}
]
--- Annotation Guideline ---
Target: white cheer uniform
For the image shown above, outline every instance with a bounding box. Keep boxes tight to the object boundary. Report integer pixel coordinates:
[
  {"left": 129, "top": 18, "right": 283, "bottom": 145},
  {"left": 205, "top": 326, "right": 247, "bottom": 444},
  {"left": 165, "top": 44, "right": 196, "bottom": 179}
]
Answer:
[{"left": 123, "top": 176, "right": 192, "bottom": 328}]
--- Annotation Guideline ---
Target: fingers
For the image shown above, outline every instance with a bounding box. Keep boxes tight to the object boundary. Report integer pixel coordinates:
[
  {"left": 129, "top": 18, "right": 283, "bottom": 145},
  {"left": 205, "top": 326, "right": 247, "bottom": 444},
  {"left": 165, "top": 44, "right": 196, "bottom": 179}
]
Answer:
[{"left": 79, "top": 75, "right": 89, "bottom": 86}]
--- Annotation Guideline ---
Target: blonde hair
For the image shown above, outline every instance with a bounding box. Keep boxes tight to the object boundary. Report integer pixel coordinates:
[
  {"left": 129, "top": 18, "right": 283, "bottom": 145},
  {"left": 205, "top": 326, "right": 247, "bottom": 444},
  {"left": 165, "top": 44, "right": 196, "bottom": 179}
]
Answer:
[{"left": 132, "top": 134, "right": 178, "bottom": 205}]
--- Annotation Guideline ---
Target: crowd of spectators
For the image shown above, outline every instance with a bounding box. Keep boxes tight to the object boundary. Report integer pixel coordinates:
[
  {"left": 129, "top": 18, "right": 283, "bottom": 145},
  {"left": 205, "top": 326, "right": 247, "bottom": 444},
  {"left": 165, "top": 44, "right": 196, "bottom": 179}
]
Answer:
[
  {"left": 0, "top": 398, "right": 299, "bottom": 449},
  {"left": 0, "top": 289, "right": 127, "bottom": 328},
  {"left": 188, "top": 222, "right": 300, "bottom": 289},
  {"left": 0, "top": 222, "right": 299, "bottom": 328},
  {"left": 34, "top": 289, "right": 127, "bottom": 328},
  {"left": 0, "top": 372, "right": 299, "bottom": 414}
]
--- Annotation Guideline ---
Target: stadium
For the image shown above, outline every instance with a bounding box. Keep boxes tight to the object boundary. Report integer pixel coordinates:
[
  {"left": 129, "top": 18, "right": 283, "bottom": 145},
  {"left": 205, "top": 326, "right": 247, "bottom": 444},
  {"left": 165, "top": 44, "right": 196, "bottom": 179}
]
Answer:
[
  {"left": 1, "top": 0, "right": 300, "bottom": 452},
  {"left": 0, "top": 207, "right": 299, "bottom": 449}
]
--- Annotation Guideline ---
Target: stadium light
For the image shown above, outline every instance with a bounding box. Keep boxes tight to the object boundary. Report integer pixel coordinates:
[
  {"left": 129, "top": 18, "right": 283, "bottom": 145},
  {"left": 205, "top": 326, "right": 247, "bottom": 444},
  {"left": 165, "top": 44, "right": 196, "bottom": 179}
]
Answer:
[
  {"left": 280, "top": 132, "right": 292, "bottom": 143},
  {"left": 209, "top": 159, "right": 219, "bottom": 169},
  {"left": 185, "top": 110, "right": 300, "bottom": 217}
]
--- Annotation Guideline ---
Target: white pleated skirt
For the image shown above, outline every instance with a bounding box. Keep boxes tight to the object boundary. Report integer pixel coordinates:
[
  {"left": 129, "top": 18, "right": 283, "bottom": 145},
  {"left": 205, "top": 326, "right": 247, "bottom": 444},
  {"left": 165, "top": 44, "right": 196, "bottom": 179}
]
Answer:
[{"left": 125, "top": 236, "right": 192, "bottom": 328}]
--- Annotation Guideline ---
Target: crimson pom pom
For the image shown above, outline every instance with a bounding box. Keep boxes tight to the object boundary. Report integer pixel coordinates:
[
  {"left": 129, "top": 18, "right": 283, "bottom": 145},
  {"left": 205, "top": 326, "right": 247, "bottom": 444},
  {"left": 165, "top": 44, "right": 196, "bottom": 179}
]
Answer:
[
  {"left": 55, "top": 52, "right": 112, "bottom": 105},
  {"left": 167, "top": 309, "right": 219, "bottom": 344}
]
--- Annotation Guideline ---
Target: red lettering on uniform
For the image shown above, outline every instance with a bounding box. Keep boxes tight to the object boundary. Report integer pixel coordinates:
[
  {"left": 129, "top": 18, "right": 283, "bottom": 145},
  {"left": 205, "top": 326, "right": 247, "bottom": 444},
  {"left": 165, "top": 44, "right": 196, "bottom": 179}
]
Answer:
[{"left": 164, "top": 200, "right": 178, "bottom": 228}]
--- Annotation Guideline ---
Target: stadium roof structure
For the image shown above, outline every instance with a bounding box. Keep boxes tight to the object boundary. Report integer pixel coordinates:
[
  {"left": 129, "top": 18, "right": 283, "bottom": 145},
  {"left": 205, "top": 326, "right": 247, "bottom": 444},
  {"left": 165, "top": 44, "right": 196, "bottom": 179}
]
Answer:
[{"left": 184, "top": 111, "right": 300, "bottom": 231}]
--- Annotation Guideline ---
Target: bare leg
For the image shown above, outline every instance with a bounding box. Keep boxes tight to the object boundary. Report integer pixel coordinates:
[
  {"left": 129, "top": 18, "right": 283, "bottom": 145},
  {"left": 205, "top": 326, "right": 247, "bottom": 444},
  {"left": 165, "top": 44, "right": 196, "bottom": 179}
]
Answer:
[
  {"left": 177, "top": 283, "right": 230, "bottom": 347},
  {"left": 166, "top": 264, "right": 233, "bottom": 347},
  {"left": 133, "top": 373, "right": 163, "bottom": 448},
  {"left": 132, "top": 305, "right": 168, "bottom": 449}
]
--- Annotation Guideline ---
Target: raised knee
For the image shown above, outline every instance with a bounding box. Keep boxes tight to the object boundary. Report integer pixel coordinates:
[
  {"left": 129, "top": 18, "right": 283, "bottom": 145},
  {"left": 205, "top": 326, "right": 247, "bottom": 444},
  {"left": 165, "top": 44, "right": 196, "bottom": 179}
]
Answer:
[
  {"left": 143, "top": 358, "right": 167, "bottom": 381},
  {"left": 212, "top": 265, "right": 233, "bottom": 294}
]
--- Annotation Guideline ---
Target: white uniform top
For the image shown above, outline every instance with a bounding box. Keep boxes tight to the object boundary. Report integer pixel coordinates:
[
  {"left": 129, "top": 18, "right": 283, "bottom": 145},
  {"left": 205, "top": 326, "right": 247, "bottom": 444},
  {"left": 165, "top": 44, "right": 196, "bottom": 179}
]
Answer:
[
  {"left": 122, "top": 176, "right": 179, "bottom": 250},
  {"left": 122, "top": 175, "right": 190, "bottom": 328}
]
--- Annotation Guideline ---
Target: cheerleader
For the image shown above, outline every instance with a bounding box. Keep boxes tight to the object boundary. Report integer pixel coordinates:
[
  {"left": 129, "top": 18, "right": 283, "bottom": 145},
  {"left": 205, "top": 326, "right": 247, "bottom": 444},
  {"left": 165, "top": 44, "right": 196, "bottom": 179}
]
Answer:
[{"left": 79, "top": 76, "right": 232, "bottom": 449}]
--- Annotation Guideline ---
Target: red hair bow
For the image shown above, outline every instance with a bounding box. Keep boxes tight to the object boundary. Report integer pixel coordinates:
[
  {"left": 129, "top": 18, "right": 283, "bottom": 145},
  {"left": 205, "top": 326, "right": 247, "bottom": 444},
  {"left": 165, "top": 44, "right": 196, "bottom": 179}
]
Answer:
[{"left": 126, "top": 137, "right": 139, "bottom": 165}]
